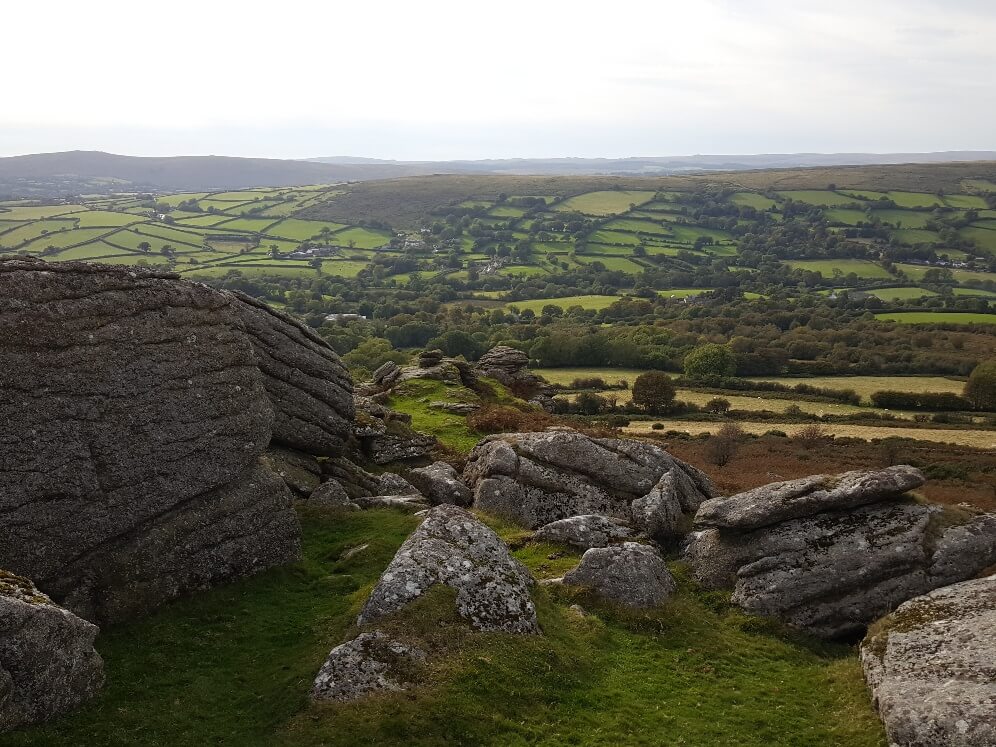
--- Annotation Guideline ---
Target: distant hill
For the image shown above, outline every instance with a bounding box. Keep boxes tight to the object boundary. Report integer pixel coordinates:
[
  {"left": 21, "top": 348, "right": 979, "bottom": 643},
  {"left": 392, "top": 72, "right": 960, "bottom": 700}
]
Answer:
[
  {"left": 4, "top": 149, "right": 996, "bottom": 198},
  {"left": 309, "top": 151, "right": 996, "bottom": 175},
  {"left": 0, "top": 151, "right": 419, "bottom": 197}
]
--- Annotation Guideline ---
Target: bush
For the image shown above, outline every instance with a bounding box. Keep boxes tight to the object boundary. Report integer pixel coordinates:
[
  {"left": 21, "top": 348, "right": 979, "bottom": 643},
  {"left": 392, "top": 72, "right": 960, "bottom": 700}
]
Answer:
[
  {"left": 965, "top": 360, "right": 996, "bottom": 410},
  {"left": 707, "top": 422, "right": 745, "bottom": 466},
  {"left": 467, "top": 405, "right": 553, "bottom": 433},
  {"left": 870, "top": 390, "right": 972, "bottom": 411},
  {"left": 704, "top": 397, "right": 731, "bottom": 415},
  {"left": 651, "top": 422, "right": 665, "bottom": 430},
  {"left": 792, "top": 424, "right": 830, "bottom": 449},
  {"left": 763, "top": 429, "right": 788, "bottom": 438},
  {"left": 571, "top": 376, "right": 608, "bottom": 390}
]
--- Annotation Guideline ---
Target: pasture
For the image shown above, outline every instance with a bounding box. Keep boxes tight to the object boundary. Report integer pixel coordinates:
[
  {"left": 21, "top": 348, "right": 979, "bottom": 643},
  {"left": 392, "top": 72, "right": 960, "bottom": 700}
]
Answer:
[
  {"left": 506, "top": 295, "right": 622, "bottom": 313},
  {"left": 874, "top": 311, "right": 996, "bottom": 325},
  {"left": 553, "top": 190, "right": 656, "bottom": 215},
  {"left": 785, "top": 259, "right": 892, "bottom": 279}
]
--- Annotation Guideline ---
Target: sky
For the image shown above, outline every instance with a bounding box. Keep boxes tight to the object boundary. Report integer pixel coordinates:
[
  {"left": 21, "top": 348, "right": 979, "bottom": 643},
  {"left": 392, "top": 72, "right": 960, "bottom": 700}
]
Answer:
[{"left": 2, "top": 0, "right": 995, "bottom": 159}]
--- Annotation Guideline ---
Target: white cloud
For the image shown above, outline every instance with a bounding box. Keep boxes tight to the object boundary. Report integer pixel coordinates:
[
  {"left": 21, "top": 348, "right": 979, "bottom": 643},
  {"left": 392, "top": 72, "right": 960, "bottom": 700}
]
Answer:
[{"left": 2, "top": 0, "right": 994, "bottom": 157}]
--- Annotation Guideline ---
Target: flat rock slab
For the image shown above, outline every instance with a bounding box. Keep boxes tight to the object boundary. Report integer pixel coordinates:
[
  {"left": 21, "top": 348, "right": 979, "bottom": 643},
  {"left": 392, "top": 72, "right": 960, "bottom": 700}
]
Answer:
[
  {"left": 310, "top": 631, "right": 425, "bottom": 703},
  {"left": 0, "top": 571, "right": 105, "bottom": 733},
  {"left": 562, "top": 542, "right": 677, "bottom": 608},
  {"left": 533, "top": 515, "right": 633, "bottom": 550},
  {"left": 861, "top": 574, "right": 996, "bottom": 746},
  {"left": 359, "top": 504, "right": 539, "bottom": 634},
  {"left": 695, "top": 465, "right": 925, "bottom": 531}
]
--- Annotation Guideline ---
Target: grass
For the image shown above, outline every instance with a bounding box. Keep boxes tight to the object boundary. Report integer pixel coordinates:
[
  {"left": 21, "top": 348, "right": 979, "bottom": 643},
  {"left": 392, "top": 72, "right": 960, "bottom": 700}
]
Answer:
[
  {"left": 884, "top": 191, "right": 943, "bottom": 208},
  {"left": 784, "top": 259, "right": 892, "bottom": 279},
  {"left": 959, "top": 224, "right": 996, "bottom": 255},
  {"left": 874, "top": 311, "right": 996, "bottom": 325},
  {"left": 890, "top": 228, "right": 940, "bottom": 245},
  {"left": 265, "top": 219, "right": 350, "bottom": 241},
  {"left": 625, "top": 420, "right": 996, "bottom": 449},
  {"left": 506, "top": 295, "right": 622, "bottom": 313},
  {"left": 576, "top": 256, "right": 645, "bottom": 273},
  {"left": 553, "top": 190, "right": 656, "bottom": 216},
  {"left": 896, "top": 264, "right": 996, "bottom": 283},
  {"left": 863, "top": 287, "right": 937, "bottom": 301},
  {"left": 776, "top": 190, "right": 857, "bottom": 207},
  {"left": 730, "top": 192, "right": 777, "bottom": 210},
  {"left": 6, "top": 506, "right": 888, "bottom": 747},
  {"left": 823, "top": 209, "right": 869, "bottom": 226},
  {"left": 385, "top": 378, "right": 483, "bottom": 453},
  {"left": 745, "top": 375, "right": 964, "bottom": 401}
]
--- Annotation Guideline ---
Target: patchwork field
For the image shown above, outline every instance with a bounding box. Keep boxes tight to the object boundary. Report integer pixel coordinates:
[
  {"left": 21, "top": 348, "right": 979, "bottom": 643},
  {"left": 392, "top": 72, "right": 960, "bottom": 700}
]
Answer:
[{"left": 874, "top": 311, "right": 996, "bottom": 325}]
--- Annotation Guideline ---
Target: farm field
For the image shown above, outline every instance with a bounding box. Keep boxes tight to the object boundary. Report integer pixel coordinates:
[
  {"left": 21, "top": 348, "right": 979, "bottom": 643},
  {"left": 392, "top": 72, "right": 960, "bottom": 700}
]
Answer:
[
  {"left": 745, "top": 375, "right": 965, "bottom": 401},
  {"left": 505, "top": 295, "right": 623, "bottom": 313},
  {"left": 553, "top": 190, "right": 656, "bottom": 215},
  {"left": 874, "top": 311, "right": 996, "bottom": 325},
  {"left": 624, "top": 420, "right": 996, "bottom": 449},
  {"left": 785, "top": 259, "right": 892, "bottom": 279}
]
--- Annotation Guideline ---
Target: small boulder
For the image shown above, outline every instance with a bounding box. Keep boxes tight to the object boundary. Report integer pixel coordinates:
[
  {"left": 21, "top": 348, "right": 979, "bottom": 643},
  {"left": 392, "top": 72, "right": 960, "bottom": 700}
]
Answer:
[
  {"left": 354, "top": 494, "right": 430, "bottom": 511},
  {"left": 0, "top": 571, "right": 105, "bottom": 733},
  {"left": 359, "top": 504, "right": 539, "bottom": 633},
  {"left": 860, "top": 574, "right": 996, "bottom": 746},
  {"left": 309, "top": 480, "right": 359, "bottom": 509},
  {"left": 260, "top": 446, "right": 321, "bottom": 497},
  {"left": 408, "top": 461, "right": 473, "bottom": 506},
  {"left": 310, "top": 631, "right": 425, "bottom": 703},
  {"left": 694, "top": 465, "right": 925, "bottom": 531},
  {"left": 378, "top": 472, "right": 419, "bottom": 496},
  {"left": 533, "top": 515, "right": 633, "bottom": 550},
  {"left": 562, "top": 542, "right": 677, "bottom": 608}
]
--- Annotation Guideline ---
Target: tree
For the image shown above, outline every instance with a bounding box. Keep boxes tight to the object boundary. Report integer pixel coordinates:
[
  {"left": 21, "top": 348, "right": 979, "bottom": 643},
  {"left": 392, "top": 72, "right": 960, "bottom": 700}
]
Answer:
[
  {"left": 704, "top": 397, "right": 731, "bottom": 415},
  {"left": 707, "top": 422, "right": 744, "bottom": 466},
  {"left": 137, "top": 241, "right": 151, "bottom": 253},
  {"left": 964, "top": 359, "right": 996, "bottom": 410},
  {"left": 684, "top": 344, "right": 736, "bottom": 382},
  {"left": 631, "top": 371, "right": 676, "bottom": 415}
]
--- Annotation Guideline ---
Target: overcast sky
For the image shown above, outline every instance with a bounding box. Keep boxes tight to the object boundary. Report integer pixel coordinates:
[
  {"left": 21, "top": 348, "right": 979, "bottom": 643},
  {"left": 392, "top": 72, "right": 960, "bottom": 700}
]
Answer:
[{"left": 3, "top": 0, "right": 994, "bottom": 159}]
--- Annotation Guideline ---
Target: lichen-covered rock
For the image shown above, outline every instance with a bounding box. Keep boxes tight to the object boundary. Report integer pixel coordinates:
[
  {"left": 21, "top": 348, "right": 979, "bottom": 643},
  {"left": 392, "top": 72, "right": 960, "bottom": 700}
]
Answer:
[
  {"left": 0, "top": 571, "right": 105, "bottom": 733},
  {"left": 533, "top": 515, "right": 633, "bottom": 550},
  {"left": 0, "top": 259, "right": 302, "bottom": 623},
  {"left": 359, "top": 505, "right": 539, "bottom": 633},
  {"left": 310, "top": 631, "right": 425, "bottom": 703},
  {"left": 378, "top": 472, "right": 419, "bottom": 496},
  {"left": 695, "top": 466, "right": 925, "bottom": 531},
  {"left": 321, "top": 456, "right": 382, "bottom": 501},
  {"left": 260, "top": 446, "right": 321, "bottom": 497},
  {"left": 408, "top": 461, "right": 473, "bottom": 506},
  {"left": 684, "top": 482, "right": 996, "bottom": 638},
  {"left": 464, "top": 430, "right": 714, "bottom": 529},
  {"left": 353, "top": 396, "right": 437, "bottom": 464},
  {"left": 631, "top": 470, "right": 703, "bottom": 540},
  {"left": 372, "top": 361, "right": 401, "bottom": 388},
  {"left": 562, "top": 543, "right": 676, "bottom": 608},
  {"left": 230, "top": 291, "right": 352, "bottom": 456},
  {"left": 860, "top": 574, "right": 996, "bottom": 746},
  {"left": 354, "top": 494, "right": 430, "bottom": 510},
  {"left": 310, "top": 480, "right": 359, "bottom": 509},
  {"left": 474, "top": 345, "right": 547, "bottom": 396}
]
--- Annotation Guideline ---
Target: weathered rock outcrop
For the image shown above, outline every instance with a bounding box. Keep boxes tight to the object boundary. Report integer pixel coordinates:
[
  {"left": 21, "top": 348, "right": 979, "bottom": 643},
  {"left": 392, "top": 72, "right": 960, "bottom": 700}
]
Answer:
[
  {"left": 408, "top": 461, "right": 473, "bottom": 506},
  {"left": 695, "top": 466, "right": 925, "bottom": 531},
  {"left": 230, "top": 291, "right": 353, "bottom": 456},
  {"left": 359, "top": 505, "right": 539, "bottom": 634},
  {"left": 463, "top": 430, "right": 714, "bottom": 531},
  {"left": 561, "top": 543, "right": 676, "bottom": 608},
  {"left": 353, "top": 395, "right": 436, "bottom": 464},
  {"left": 861, "top": 574, "right": 996, "bottom": 746},
  {"left": 685, "top": 466, "right": 996, "bottom": 638},
  {"left": 474, "top": 346, "right": 543, "bottom": 393},
  {"left": 533, "top": 515, "right": 634, "bottom": 550},
  {"left": 0, "top": 259, "right": 319, "bottom": 622},
  {"left": 0, "top": 571, "right": 105, "bottom": 733},
  {"left": 260, "top": 446, "right": 322, "bottom": 497},
  {"left": 310, "top": 631, "right": 425, "bottom": 703}
]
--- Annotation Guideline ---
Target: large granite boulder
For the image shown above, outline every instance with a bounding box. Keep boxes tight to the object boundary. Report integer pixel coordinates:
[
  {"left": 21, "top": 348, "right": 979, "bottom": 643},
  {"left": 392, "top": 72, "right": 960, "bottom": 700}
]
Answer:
[
  {"left": 230, "top": 291, "right": 353, "bottom": 456},
  {"left": 861, "top": 574, "right": 996, "bottom": 746},
  {"left": 358, "top": 504, "right": 539, "bottom": 634},
  {"left": 463, "top": 430, "right": 714, "bottom": 531},
  {"left": 474, "top": 345, "right": 545, "bottom": 395},
  {"left": 695, "top": 466, "right": 925, "bottom": 530},
  {"left": 561, "top": 543, "right": 677, "bottom": 608},
  {"left": 408, "top": 461, "right": 473, "bottom": 506},
  {"left": 1, "top": 571, "right": 105, "bottom": 733},
  {"left": 533, "top": 515, "right": 634, "bottom": 550},
  {"left": 685, "top": 467, "right": 996, "bottom": 638},
  {"left": 310, "top": 631, "right": 425, "bottom": 703},
  {"left": 0, "top": 259, "right": 306, "bottom": 622}
]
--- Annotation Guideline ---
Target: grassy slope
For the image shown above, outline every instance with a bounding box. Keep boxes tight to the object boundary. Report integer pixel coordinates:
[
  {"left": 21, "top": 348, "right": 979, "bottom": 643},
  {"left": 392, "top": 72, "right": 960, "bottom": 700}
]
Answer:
[{"left": 4, "top": 507, "right": 886, "bottom": 747}]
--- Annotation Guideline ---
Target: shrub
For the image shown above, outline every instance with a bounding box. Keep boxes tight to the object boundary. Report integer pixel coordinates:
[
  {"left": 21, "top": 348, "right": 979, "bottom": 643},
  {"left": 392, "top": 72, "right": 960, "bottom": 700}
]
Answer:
[
  {"left": 571, "top": 376, "right": 608, "bottom": 390},
  {"left": 964, "top": 359, "right": 996, "bottom": 410},
  {"left": 763, "top": 429, "right": 788, "bottom": 438},
  {"left": 707, "top": 422, "right": 745, "bottom": 466},
  {"left": 870, "top": 390, "right": 972, "bottom": 411},
  {"left": 467, "top": 405, "right": 553, "bottom": 433},
  {"left": 684, "top": 344, "right": 737, "bottom": 382},
  {"left": 704, "top": 397, "right": 731, "bottom": 415},
  {"left": 651, "top": 422, "right": 665, "bottom": 430},
  {"left": 792, "top": 424, "right": 830, "bottom": 449},
  {"left": 783, "top": 403, "right": 804, "bottom": 417}
]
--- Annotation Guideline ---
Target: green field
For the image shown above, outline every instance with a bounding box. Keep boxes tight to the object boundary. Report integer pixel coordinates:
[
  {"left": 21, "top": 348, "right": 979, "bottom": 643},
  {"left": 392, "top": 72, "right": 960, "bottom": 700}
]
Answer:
[
  {"left": 896, "top": 264, "right": 996, "bottom": 283},
  {"left": 506, "top": 295, "right": 622, "bottom": 313},
  {"left": 777, "top": 191, "right": 857, "bottom": 207},
  {"left": 864, "top": 287, "right": 937, "bottom": 301},
  {"left": 785, "top": 259, "right": 892, "bottom": 279},
  {"left": 730, "top": 192, "right": 777, "bottom": 210},
  {"left": 553, "top": 190, "right": 656, "bottom": 215},
  {"left": 874, "top": 311, "right": 996, "bottom": 325}
]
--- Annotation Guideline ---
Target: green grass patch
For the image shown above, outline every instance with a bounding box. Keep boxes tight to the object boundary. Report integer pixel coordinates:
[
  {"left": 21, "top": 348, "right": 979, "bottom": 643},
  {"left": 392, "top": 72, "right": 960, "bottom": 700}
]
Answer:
[
  {"left": 267, "top": 218, "right": 350, "bottom": 241},
  {"left": 577, "top": 256, "right": 645, "bottom": 273},
  {"left": 874, "top": 311, "right": 996, "bottom": 325},
  {"left": 959, "top": 224, "right": 996, "bottom": 255},
  {"left": 896, "top": 264, "right": 996, "bottom": 283},
  {"left": 507, "top": 295, "right": 622, "bottom": 313},
  {"left": 730, "top": 192, "right": 778, "bottom": 210},
  {"left": 890, "top": 228, "right": 940, "bottom": 245},
  {"left": 785, "top": 259, "right": 892, "bottom": 279},
  {"left": 942, "top": 194, "right": 988, "bottom": 209},
  {"left": 823, "top": 209, "right": 869, "bottom": 226},
  {"left": 863, "top": 287, "right": 938, "bottom": 301},
  {"left": 331, "top": 226, "right": 392, "bottom": 249},
  {"left": 386, "top": 378, "right": 482, "bottom": 453},
  {"left": 883, "top": 191, "right": 943, "bottom": 208},
  {"left": 776, "top": 191, "right": 857, "bottom": 207},
  {"left": 553, "top": 190, "right": 655, "bottom": 215}
]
